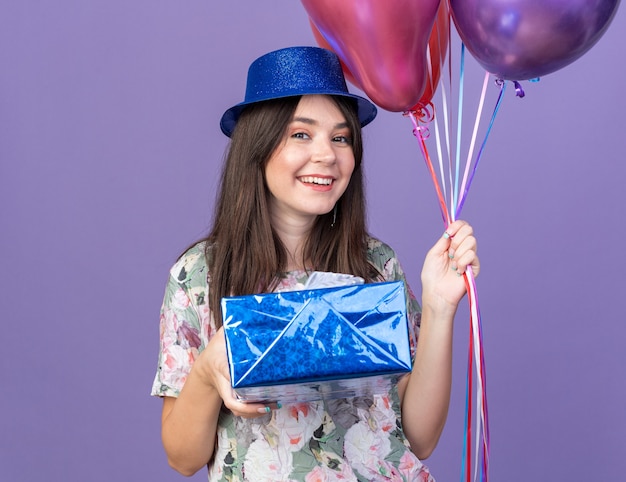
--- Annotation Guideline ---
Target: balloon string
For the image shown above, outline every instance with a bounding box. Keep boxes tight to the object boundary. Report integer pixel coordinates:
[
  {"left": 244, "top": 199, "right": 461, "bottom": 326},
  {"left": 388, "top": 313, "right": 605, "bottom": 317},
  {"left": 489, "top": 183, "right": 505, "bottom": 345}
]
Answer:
[
  {"left": 425, "top": 33, "right": 449, "bottom": 208},
  {"left": 409, "top": 37, "right": 490, "bottom": 482},
  {"left": 433, "top": 109, "right": 448, "bottom": 209},
  {"left": 426, "top": 45, "right": 435, "bottom": 106},
  {"left": 410, "top": 115, "right": 489, "bottom": 482},
  {"left": 467, "top": 267, "right": 488, "bottom": 482},
  {"left": 407, "top": 111, "right": 451, "bottom": 226},
  {"left": 439, "top": 70, "right": 453, "bottom": 214},
  {"left": 443, "top": 14, "right": 454, "bottom": 217},
  {"left": 453, "top": 43, "right": 467, "bottom": 221},
  {"left": 468, "top": 273, "right": 481, "bottom": 482},
  {"left": 458, "top": 266, "right": 488, "bottom": 482},
  {"left": 433, "top": 4, "right": 452, "bottom": 211},
  {"left": 457, "top": 71, "right": 490, "bottom": 216},
  {"left": 475, "top": 269, "right": 490, "bottom": 476},
  {"left": 459, "top": 314, "right": 470, "bottom": 482},
  {"left": 455, "top": 79, "right": 507, "bottom": 219},
  {"left": 465, "top": 288, "right": 474, "bottom": 482}
]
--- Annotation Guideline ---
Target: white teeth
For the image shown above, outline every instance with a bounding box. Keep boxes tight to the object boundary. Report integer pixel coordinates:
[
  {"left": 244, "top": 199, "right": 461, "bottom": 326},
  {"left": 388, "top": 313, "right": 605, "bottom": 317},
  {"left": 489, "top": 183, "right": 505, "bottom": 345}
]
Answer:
[{"left": 300, "top": 176, "right": 332, "bottom": 185}]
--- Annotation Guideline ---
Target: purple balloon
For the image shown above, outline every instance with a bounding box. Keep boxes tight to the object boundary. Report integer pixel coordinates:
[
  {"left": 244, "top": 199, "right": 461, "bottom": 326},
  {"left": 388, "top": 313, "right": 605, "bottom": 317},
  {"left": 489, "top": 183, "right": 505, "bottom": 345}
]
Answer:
[{"left": 450, "top": 0, "right": 621, "bottom": 80}]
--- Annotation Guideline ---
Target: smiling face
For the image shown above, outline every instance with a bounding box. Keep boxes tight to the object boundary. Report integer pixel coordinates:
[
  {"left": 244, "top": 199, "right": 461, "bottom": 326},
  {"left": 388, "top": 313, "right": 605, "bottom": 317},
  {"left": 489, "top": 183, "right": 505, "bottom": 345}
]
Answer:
[{"left": 264, "top": 95, "right": 356, "bottom": 228}]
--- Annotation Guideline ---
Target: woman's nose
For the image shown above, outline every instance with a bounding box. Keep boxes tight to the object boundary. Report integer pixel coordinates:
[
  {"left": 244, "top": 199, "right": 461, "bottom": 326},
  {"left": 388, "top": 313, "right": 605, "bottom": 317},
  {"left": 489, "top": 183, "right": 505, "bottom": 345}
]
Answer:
[{"left": 311, "top": 139, "right": 336, "bottom": 164}]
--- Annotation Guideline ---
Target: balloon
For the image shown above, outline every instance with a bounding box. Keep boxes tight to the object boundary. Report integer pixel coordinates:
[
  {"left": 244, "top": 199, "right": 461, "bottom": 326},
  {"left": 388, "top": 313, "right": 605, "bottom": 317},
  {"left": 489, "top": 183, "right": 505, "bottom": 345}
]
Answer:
[
  {"left": 309, "top": 20, "right": 360, "bottom": 87},
  {"left": 301, "top": 0, "right": 442, "bottom": 112},
  {"left": 449, "top": 0, "right": 621, "bottom": 80},
  {"left": 413, "top": 0, "right": 450, "bottom": 111},
  {"left": 310, "top": 0, "right": 450, "bottom": 113}
]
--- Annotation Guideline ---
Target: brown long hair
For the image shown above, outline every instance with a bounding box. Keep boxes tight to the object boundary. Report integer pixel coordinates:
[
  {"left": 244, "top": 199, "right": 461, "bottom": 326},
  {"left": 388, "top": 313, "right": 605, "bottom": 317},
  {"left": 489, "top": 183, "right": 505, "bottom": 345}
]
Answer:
[{"left": 205, "top": 95, "right": 379, "bottom": 326}]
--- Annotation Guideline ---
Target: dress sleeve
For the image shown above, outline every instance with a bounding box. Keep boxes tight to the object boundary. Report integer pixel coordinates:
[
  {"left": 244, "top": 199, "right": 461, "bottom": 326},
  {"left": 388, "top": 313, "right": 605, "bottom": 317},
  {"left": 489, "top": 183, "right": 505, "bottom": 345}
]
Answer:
[
  {"left": 367, "top": 237, "right": 422, "bottom": 360},
  {"left": 151, "top": 244, "right": 213, "bottom": 398}
]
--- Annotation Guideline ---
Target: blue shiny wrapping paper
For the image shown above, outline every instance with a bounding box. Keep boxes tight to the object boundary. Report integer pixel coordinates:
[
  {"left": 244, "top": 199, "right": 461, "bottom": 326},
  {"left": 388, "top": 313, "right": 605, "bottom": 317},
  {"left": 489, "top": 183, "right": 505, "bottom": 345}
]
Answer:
[{"left": 221, "top": 281, "right": 412, "bottom": 403}]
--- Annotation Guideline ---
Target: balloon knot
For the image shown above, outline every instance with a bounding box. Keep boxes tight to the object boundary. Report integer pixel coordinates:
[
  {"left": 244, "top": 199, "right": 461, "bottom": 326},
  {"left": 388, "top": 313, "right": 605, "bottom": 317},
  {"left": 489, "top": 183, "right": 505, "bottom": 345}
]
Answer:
[
  {"left": 513, "top": 81, "right": 525, "bottom": 98},
  {"left": 403, "top": 108, "right": 431, "bottom": 140},
  {"left": 495, "top": 78, "right": 526, "bottom": 98},
  {"left": 408, "top": 102, "right": 435, "bottom": 123},
  {"left": 412, "top": 125, "right": 431, "bottom": 139},
  {"left": 403, "top": 102, "right": 435, "bottom": 139}
]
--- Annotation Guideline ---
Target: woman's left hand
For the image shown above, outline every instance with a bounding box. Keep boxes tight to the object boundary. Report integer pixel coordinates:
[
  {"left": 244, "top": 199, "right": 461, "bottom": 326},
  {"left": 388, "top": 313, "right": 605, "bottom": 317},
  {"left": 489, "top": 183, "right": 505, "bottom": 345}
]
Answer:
[{"left": 420, "top": 220, "right": 479, "bottom": 313}]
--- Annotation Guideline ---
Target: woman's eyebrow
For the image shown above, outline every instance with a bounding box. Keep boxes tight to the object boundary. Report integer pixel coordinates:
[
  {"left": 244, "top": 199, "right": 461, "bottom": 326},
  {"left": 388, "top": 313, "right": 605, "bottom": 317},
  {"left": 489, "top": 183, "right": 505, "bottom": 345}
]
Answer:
[{"left": 292, "top": 116, "right": 349, "bottom": 130}]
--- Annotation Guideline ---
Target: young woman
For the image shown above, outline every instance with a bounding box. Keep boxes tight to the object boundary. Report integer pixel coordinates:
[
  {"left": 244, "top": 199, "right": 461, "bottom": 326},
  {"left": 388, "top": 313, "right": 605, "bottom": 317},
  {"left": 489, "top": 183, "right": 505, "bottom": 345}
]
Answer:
[{"left": 151, "top": 46, "right": 479, "bottom": 481}]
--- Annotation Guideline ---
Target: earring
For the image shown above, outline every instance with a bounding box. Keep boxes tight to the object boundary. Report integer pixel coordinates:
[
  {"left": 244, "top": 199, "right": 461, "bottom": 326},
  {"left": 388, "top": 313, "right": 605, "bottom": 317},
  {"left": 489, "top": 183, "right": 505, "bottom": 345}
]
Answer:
[{"left": 330, "top": 204, "right": 338, "bottom": 228}]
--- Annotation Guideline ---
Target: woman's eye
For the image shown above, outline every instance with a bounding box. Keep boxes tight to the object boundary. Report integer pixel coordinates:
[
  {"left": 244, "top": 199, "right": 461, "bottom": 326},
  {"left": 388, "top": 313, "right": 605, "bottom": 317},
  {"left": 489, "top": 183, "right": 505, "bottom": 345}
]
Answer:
[
  {"left": 292, "top": 132, "right": 310, "bottom": 140},
  {"left": 333, "top": 135, "right": 351, "bottom": 144}
]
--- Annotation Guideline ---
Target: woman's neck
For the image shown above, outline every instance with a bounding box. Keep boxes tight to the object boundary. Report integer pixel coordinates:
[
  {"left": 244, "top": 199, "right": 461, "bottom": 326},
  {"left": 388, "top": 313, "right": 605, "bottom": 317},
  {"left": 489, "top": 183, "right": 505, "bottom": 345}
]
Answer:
[{"left": 271, "top": 212, "right": 315, "bottom": 271}]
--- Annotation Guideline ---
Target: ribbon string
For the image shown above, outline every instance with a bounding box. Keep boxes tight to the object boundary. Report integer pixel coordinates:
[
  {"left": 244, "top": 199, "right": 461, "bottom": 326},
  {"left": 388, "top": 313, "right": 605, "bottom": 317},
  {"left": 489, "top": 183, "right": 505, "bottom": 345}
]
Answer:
[
  {"left": 453, "top": 44, "right": 466, "bottom": 218},
  {"left": 455, "top": 78, "right": 507, "bottom": 219},
  {"left": 402, "top": 38, "right": 522, "bottom": 482},
  {"left": 407, "top": 110, "right": 451, "bottom": 227}
]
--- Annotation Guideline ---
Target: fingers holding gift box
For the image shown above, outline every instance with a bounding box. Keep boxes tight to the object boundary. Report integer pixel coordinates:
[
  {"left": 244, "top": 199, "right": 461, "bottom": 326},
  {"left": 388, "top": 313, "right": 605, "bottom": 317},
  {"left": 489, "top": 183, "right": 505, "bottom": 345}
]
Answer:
[{"left": 200, "top": 328, "right": 282, "bottom": 418}]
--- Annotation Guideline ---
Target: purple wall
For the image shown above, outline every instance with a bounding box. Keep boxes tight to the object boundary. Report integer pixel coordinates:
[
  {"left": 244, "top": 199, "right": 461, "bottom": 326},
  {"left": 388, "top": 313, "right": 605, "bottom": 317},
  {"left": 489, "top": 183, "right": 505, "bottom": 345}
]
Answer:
[{"left": 1, "top": 2, "right": 624, "bottom": 480}]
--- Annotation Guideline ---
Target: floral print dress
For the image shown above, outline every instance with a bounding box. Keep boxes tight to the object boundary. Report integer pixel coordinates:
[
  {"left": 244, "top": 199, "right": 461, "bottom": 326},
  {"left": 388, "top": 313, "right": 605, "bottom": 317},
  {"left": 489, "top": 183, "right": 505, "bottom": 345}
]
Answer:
[{"left": 151, "top": 238, "right": 435, "bottom": 481}]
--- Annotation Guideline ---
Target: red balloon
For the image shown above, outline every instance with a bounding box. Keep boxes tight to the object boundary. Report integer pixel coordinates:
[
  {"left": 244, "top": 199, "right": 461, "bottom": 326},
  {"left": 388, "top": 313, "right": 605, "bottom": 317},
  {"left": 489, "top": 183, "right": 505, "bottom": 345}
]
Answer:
[
  {"left": 310, "top": 20, "right": 359, "bottom": 87},
  {"left": 413, "top": 0, "right": 449, "bottom": 111},
  {"left": 302, "top": 0, "right": 442, "bottom": 112},
  {"left": 311, "top": 1, "right": 450, "bottom": 113}
]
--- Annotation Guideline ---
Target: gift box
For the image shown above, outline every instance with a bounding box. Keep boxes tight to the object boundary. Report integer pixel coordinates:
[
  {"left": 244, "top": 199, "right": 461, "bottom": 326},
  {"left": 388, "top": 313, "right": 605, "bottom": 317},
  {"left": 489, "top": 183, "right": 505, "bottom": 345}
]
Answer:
[{"left": 221, "top": 280, "right": 412, "bottom": 403}]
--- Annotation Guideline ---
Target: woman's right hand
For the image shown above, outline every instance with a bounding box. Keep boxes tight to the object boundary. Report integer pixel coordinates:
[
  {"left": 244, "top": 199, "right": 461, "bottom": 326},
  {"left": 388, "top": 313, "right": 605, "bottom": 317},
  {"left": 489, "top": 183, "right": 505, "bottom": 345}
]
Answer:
[
  {"left": 162, "top": 326, "right": 278, "bottom": 475},
  {"left": 198, "top": 327, "right": 280, "bottom": 418}
]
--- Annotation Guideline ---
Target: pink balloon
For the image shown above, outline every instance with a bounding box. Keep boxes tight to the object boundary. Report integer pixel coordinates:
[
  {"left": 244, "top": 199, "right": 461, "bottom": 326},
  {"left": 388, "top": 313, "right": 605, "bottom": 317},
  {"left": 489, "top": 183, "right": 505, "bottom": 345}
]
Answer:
[{"left": 301, "top": 0, "right": 442, "bottom": 112}]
